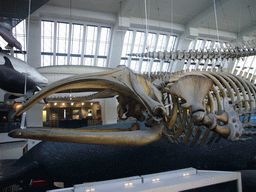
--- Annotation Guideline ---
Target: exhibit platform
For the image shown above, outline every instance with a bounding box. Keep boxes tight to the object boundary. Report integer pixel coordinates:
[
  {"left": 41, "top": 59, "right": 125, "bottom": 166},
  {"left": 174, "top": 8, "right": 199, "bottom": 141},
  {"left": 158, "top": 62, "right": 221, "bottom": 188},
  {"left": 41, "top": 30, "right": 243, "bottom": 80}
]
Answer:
[{"left": 47, "top": 167, "right": 242, "bottom": 192}]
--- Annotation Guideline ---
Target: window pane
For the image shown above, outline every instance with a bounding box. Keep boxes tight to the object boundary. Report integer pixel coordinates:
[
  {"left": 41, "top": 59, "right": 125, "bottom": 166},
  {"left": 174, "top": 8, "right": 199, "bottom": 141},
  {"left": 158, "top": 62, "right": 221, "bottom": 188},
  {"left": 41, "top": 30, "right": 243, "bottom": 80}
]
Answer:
[
  {"left": 97, "top": 58, "right": 106, "bottom": 67},
  {"left": 70, "top": 24, "right": 83, "bottom": 55},
  {"left": 56, "top": 22, "right": 69, "bottom": 54},
  {"left": 151, "top": 61, "right": 160, "bottom": 72},
  {"left": 41, "top": 55, "right": 53, "bottom": 66},
  {"left": 70, "top": 23, "right": 83, "bottom": 65},
  {"left": 56, "top": 55, "right": 67, "bottom": 65},
  {"left": 145, "top": 32, "right": 156, "bottom": 52},
  {"left": 204, "top": 40, "right": 212, "bottom": 50},
  {"left": 15, "top": 54, "right": 26, "bottom": 61},
  {"left": 120, "top": 58, "right": 128, "bottom": 66},
  {"left": 98, "top": 27, "right": 110, "bottom": 56},
  {"left": 195, "top": 39, "right": 203, "bottom": 50},
  {"left": 155, "top": 34, "right": 167, "bottom": 52},
  {"left": 162, "top": 62, "right": 169, "bottom": 72},
  {"left": 41, "top": 21, "right": 54, "bottom": 53},
  {"left": 122, "top": 30, "right": 133, "bottom": 57},
  {"left": 132, "top": 31, "right": 145, "bottom": 53},
  {"left": 84, "top": 57, "right": 94, "bottom": 66},
  {"left": 213, "top": 41, "right": 220, "bottom": 50},
  {"left": 70, "top": 56, "right": 81, "bottom": 65},
  {"left": 167, "top": 36, "right": 176, "bottom": 51},
  {"left": 130, "top": 59, "right": 139, "bottom": 72},
  {"left": 141, "top": 60, "right": 150, "bottom": 73},
  {"left": 85, "top": 25, "right": 98, "bottom": 55}
]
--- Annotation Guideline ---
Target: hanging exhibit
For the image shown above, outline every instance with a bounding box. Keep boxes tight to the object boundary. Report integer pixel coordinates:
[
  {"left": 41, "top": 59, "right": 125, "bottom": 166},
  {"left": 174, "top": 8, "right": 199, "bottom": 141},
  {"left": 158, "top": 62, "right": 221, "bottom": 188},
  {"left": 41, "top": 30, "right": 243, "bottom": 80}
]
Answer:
[{"left": 8, "top": 56, "right": 256, "bottom": 144}]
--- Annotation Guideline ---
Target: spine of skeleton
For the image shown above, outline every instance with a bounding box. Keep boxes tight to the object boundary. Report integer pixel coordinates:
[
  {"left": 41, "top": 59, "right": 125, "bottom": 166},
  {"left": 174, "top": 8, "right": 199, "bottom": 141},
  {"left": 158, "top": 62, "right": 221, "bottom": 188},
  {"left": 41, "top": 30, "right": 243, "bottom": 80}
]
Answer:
[{"left": 127, "top": 47, "right": 256, "bottom": 62}]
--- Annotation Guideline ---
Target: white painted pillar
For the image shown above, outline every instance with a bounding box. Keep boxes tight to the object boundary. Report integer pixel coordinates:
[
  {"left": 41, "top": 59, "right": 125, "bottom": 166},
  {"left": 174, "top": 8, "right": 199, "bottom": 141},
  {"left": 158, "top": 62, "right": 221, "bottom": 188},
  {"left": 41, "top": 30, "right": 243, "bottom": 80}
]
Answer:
[
  {"left": 26, "top": 12, "right": 41, "bottom": 69},
  {"left": 100, "top": 97, "right": 118, "bottom": 125},
  {"left": 26, "top": 103, "right": 44, "bottom": 127},
  {"left": 108, "top": 28, "right": 126, "bottom": 68}
]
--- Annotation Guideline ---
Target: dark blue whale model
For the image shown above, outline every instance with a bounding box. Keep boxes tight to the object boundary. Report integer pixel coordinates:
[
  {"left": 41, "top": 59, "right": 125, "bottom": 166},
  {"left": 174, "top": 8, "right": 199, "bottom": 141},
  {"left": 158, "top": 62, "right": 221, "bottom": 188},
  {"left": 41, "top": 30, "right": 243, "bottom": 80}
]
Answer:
[
  {"left": 0, "top": 56, "right": 42, "bottom": 99},
  {"left": 1, "top": 122, "right": 256, "bottom": 191}
]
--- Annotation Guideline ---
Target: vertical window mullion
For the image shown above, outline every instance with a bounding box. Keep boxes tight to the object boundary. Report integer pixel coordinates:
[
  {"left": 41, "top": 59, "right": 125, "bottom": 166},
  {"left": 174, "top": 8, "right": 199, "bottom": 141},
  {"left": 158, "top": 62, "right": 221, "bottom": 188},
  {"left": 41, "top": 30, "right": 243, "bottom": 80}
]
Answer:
[
  {"left": 94, "top": 26, "right": 101, "bottom": 66},
  {"left": 67, "top": 22, "right": 72, "bottom": 65},
  {"left": 80, "top": 24, "right": 86, "bottom": 65},
  {"left": 53, "top": 21, "right": 57, "bottom": 65}
]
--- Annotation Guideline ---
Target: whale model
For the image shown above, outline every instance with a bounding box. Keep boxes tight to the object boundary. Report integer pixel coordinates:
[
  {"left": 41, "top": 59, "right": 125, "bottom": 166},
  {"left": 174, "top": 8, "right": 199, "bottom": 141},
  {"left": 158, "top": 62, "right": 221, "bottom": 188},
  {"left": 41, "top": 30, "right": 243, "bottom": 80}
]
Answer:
[
  {"left": 0, "top": 56, "right": 43, "bottom": 100},
  {"left": 1, "top": 122, "right": 256, "bottom": 191},
  {"left": 0, "top": 52, "right": 48, "bottom": 85}
]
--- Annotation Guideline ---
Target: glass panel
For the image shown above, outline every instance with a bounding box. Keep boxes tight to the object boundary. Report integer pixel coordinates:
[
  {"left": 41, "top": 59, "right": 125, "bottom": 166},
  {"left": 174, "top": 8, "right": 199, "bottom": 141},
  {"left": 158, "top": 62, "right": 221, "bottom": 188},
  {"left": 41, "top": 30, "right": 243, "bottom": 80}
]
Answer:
[
  {"left": 132, "top": 31, "right": 145, "bottom": 53},
  {"left": 41, "top": 21, "right": 54, "bottom": 53},
  {"left": 145, "top": 32, "right": 156, "bottom": 52},
  {"left": 244, "top": 56, "right": 255, "bottom": 69},
  {"left": 56, "top": 55, "right": 67, "bottom": 65},
  {"left": 85, "top": 25, "right": 97, "bottom": 55},
  {"left": 141, "top": 60, "right": 150, "bottom": 73},
  {"left": 97, "top": 58, "right": 106, "bottom": 67},
  {"left": 155, "top": 34, "right": 167, "bottom": 52},
  {"left": 70, "top": 24, "right": 83, "bottom": 55},
  {"left": 151, "top": 61, "right": 160, "bottom": 72},
  {"left": 84, "top": 57, "right": 94, "bottom": 66},
  {"left": 70, "top": 23, "right": 83, "bottom": 65},
  {"left": 194, "top": 39, "right": 203, "bottom": 50},
  {"left": 167, "top": 36, "right": 176, "bottom": 51},
  {"left": 15, "top": 54, "right": 26, "bottom": 61},
  {"left": 84, "top": 25, "right": 97, "bottom": 65},
  {"left": 213, "top": 41, "right": 220, "bottom": 50},
  {"left": 70, "top": 56, "right": 81, "bottom": 65},
  {"left": 162, "top": 62, "right": 169, "bottom": 72},
  {"left": 56, "top": 22, "right": 69, "bottom": 54},
  {"left": 130, "top": 59, "right": 139, "bottom": 72},
  {"left": 188, "top": 40, "right": 194, "bottom": 50},
  {"left": 122, "top": 30, "right": 133, "bottom": 57},
  {"left": 204, "top": 40, "right": 212, "bottom": 50},
  {"left": 120, "top": 58, "right": 128, "bottom": 66},
  {"left": 98, "top": 27, "right": 110, "bottom": 56},
  {"left": 41, "top": 55, "right": 53, "bottom": 66}
]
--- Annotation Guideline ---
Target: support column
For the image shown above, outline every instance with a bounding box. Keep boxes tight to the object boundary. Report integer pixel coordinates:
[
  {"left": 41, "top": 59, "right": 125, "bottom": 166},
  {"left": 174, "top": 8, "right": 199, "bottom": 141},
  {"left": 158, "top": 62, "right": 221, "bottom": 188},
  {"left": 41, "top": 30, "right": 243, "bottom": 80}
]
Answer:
[
  {"left": 26, "top": 103, "right": 44, "bottom": 127},
  {"left": 26, "top": 12, "right": 41, "bottom": 69},
  {"left": 108, "top": 27, "right": 126, "bottom": 68},
  {"left": 100, "top": 97, "right": 118, "bottom": 125}
]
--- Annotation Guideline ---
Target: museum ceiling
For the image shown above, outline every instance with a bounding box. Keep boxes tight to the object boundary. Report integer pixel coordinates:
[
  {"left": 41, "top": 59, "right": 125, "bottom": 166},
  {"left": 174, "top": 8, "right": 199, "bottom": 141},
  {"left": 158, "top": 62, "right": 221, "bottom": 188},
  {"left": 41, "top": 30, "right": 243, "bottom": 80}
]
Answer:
[{"left": 46, "top": 0, "right": 256, "bottom": 36}]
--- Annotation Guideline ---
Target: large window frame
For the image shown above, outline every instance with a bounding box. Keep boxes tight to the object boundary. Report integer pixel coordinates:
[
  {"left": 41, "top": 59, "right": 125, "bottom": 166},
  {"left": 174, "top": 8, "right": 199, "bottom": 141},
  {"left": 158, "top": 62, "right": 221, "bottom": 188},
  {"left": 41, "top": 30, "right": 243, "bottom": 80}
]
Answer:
[
  {"left": 41, "top": 20, "right": 111, "bottom": 67},
  {"left": 120, "top": 29, "right": 178, "bottom": 74}
]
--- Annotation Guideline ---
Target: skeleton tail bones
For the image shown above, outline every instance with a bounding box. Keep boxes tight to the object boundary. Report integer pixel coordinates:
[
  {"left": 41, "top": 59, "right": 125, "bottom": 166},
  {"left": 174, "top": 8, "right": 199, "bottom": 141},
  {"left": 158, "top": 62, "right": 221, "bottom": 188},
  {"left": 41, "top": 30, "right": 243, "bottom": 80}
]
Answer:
[{"left": 8, "top": 65, "right": 256, "bottom": 146}]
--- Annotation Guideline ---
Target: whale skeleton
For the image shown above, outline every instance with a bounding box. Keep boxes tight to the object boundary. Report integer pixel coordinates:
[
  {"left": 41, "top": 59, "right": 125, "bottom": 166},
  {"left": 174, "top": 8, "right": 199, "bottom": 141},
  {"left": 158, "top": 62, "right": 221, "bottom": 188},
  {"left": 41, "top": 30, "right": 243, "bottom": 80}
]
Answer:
[{"left": 8, "top": 60, "right": 256, "bottom": 146}]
